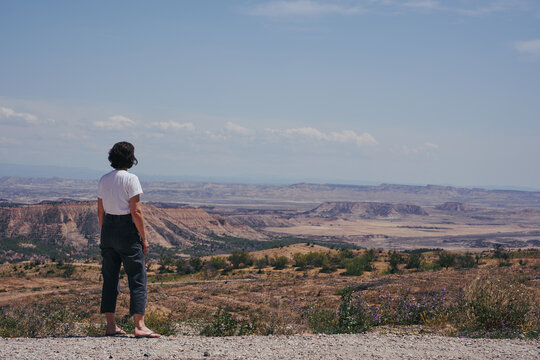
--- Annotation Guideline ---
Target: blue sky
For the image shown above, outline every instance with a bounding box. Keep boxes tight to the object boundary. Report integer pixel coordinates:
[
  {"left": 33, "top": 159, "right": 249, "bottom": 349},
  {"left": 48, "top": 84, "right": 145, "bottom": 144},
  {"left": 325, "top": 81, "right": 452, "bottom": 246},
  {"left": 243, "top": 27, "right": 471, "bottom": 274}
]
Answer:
[{"left": 1, "top": 0, "right": 539, "bottom": 188}]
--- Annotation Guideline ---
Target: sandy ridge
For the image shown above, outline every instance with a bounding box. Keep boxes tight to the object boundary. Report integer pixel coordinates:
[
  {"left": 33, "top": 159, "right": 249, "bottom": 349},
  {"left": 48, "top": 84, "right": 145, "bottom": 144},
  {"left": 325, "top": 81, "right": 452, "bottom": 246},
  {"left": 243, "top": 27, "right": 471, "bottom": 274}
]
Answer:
[{"left": 2, "top": 334, "right": 539, "bottom": 360}]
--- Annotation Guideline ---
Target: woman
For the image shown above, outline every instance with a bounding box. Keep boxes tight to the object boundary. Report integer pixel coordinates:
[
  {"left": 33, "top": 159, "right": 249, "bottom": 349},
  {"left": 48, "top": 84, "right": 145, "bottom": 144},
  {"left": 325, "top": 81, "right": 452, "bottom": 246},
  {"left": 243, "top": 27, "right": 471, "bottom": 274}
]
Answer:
[{"left": 97, "top": 141, "right": 160, "bottom": 338}]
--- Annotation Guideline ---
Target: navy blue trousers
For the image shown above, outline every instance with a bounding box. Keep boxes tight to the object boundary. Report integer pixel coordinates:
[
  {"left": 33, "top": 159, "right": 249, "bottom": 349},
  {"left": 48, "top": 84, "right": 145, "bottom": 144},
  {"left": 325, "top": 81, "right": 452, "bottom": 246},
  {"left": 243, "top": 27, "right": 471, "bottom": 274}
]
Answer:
[{"left": 100, "top": 214, "right": 147, "bottom": 315}]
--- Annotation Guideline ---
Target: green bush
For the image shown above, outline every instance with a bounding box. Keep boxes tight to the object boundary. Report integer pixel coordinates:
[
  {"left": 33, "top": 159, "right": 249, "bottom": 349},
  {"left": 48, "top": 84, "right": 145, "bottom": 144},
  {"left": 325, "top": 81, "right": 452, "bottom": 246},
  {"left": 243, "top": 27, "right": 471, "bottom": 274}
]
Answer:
[
  {"left": 342, "top": 257, "right": 368, "bottom": 276},
  {"left": 437, "top": 251, "right": 456, "bottom": 269},
  {"left": 293, "top": 252, "right": 330, "bottom": 269},
  {"left": 62, "top": 263, "right": 76, "bottom": 278},
  {"left": 405, "top": 253, "right": 422, "bottom": 270},
  {"left": 270, "top": 256, "right": 288, "bottom": 270},
  {"left": 158, "top": 255, "right": 174, "bottom": 274},
  {"left": 228, "top": 250, "right": 253, "bottom": 269},
  {"left": 293, "top": 253, "right": 308, "bottom": 269},
  {"left": 388, "top": 252, "right": 402, "bottom": 274},
  {"left": 175, "top": 259, "right": 193, "bottom": 275},
  {"left": 456, "top": 254, "right": 476, "bottom": 268},
  {"left": 462, "top": 276, "right": 535, "bottom": 336},
  {"left": 305, "top": 288, "right": 369, "bottom": 334},
  {"left": 200, "top": 309, "right": 256, "bottom": 336},
  {"left": 0, "top": 302, "right": 92, "bottom": 337},
  {"left": 190, "top": 257, "right": 203, "bottom": 272},
  {"left": 255, "top": 256, "right": 269, "bottom": 269},
  {"left": 210, "top": 256, "right": 228, "bottom": 270}
]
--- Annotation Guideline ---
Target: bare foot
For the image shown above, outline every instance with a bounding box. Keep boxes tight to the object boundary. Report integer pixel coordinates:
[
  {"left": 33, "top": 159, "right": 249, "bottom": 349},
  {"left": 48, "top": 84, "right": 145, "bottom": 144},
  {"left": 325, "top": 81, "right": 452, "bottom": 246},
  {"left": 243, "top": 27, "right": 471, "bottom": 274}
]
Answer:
[
  {"left": 134, "top": 327, "right": 161, "bottom": 338},
  {"left": 105, "top": 326, "right": 127, "bottom": 336}
]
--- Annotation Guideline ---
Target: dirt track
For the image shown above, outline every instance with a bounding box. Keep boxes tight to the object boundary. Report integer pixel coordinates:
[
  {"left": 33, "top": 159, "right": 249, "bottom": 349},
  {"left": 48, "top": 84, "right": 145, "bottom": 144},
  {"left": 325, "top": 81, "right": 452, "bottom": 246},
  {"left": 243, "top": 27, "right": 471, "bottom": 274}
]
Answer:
[{"left": 2, "top": 333, "right": 539, "bottom": 359}]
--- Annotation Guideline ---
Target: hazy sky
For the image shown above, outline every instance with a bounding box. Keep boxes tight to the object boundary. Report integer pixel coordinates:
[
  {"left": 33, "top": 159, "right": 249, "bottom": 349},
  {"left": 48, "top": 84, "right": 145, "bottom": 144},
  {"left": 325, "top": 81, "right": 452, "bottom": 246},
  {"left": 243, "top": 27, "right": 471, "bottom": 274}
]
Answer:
[{"left": 1, "top": 0, "right": 539, "bottom": 188}]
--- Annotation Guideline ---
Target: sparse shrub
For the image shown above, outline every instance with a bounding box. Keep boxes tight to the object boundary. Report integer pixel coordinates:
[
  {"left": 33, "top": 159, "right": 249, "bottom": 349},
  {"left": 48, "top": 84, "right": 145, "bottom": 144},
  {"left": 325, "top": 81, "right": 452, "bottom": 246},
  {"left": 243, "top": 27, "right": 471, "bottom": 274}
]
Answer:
[
  {"left": 461, "top": 276, "right": 536, "bottom": 337},
  {"left": 306, "top": 252, "right": 329, "bottom": 268},
  {"left": 456, "top": 253, "right": 476, "bottom": 268},
  {"left": 405, "top": 253, "right": 422, "bottom": 270},
  {"left": 62, "top": 263, "right": 76, "bottom": 278},
  {"left": 158, "top": 255, "right": 174, "bottom": 274},
  {"left": 304, "top": 306, "right": 337, "bottom": 334},
  {"left": 304, "top": 288, "right": 369, "bottom": 334},
  {"left": 421, "top": 261, "right": 441, "bottom": 271},
  {"left": 371, "top": 288, "right": 462, "bottom": 326},
  {"left": 210, "top": 256, "right": 228, "bottom": 270},
  {"left": 388, "top": 252, "right": 402, "bottom": 274},
  {"left": 364, "top": 249, "right": 376, "bottom": 262},
  {"left": 175, "top": 259, "right": 193, "bottom": 275},
  {"left": 255, "top": 256, "right": 269, "bottom": 269},
  {"left": 493, "top": 244, "right": 508, "bottom": 260},
  {"left": 342, "top": 257, "right": 368, "bottom": 276},
  {"left": 143, "top": 310, "right": 176, "bottom": 336},
  {"left": 271, "top": 256, "right": 288, "bottom": 270},
  {"left": 293, "top": 253, "right": 308, "bottom": 269},
  {"left": 437, "top": 251, "right": 456, "bottom": 269},
  {"left": 337, "top": 249, "right": 355, "bottom": 262},
  {"left": 320, "top": 262, "right": 336, "bottom": 273},
  {"left": 336, "top": 288, "right": 370, "bottom": 333},
  {"left": 293, "top": 252, "right": 329, "bottom": 270},
  {"left": 228, "top": 250, "right": 253, "bottom": 269},
  {"left": 200, "top": 309, "right": 256, "bottom": 336},
  {"left": 190, "top": 257, "right": 203, "bottom": 272},
  {"left": 0, "top": 301, "right": 92, "bottom": 337}
]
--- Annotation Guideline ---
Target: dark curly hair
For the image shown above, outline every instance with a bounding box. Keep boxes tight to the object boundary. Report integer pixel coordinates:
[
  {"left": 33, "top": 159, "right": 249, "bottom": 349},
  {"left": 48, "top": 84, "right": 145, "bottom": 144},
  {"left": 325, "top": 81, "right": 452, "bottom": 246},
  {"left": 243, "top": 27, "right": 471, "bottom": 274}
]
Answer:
[{"left": 108, "top": 141, "right": 138, "bottom": 169}]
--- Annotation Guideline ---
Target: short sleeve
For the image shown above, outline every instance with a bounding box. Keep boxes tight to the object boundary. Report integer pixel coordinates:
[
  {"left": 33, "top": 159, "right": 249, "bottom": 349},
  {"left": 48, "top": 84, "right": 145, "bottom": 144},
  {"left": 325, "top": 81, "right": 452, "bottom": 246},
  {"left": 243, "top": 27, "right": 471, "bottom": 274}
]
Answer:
[
  {"left": 97, "top": 177, "right": 104, "bottom": 199},
  {"left": 127, "top": 174, "right": 143, "bottom": 199}
]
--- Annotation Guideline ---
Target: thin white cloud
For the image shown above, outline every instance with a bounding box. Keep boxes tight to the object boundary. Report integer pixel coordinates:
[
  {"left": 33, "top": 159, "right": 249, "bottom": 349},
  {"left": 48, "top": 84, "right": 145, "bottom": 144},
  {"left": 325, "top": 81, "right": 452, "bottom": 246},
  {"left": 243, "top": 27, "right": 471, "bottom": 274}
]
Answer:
[
  {"left": 225, "top": 121, "right": 252, "bottom": 135},
  {"left": 246, "top": 0, "right": 364, "bottom": 18},
  {"left": 204, "top": 130, "right": 228, "bottom": 141},
  {"left": 267, "top": 126, "right": 377, "bottom": 146},
  {"left": 0, "top": 106, "right": 39, "bottom": 125},
  {"left": 514, "top": 39, "right": 540, "bottom": 58},
  {"left": 0, "top": 136, "right": 19, "bottom": 145},
  {"left": 403, "top": 0, "right": 440, "bottom": 10},
  {"left": 246, "top": 0, "right": 518, "bottom": 18},
  {"left": 59, "top": 133, "right": 89, "bottom": 141},
  {"left": 150, "top": 121, "right": 196, "bottom": 131},
  {"left": 424, "top": 142, "right": 439, "bottom": 149},
  {"left": 93, "top": 115, "right": 136, "bottom": 130},
  {"left": 381, "top": 0, "right": 516, "bottom": 16}
]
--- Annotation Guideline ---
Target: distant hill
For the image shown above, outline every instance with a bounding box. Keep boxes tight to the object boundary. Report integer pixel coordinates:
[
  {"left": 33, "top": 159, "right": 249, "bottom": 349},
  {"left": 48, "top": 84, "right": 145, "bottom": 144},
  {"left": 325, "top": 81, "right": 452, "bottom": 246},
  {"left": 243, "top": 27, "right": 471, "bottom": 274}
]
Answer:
[
  {"left": 305, "top": 202, "right": 428, "bottom": 219},
  {"left": 0, "top": 202, "right": 266, "bottom": 261},
  {"left": 436, "top": 202, "right": 467, "bottom": 212},
  {"left": 2, "top": 177, "right": 540, "bottom": 209}
]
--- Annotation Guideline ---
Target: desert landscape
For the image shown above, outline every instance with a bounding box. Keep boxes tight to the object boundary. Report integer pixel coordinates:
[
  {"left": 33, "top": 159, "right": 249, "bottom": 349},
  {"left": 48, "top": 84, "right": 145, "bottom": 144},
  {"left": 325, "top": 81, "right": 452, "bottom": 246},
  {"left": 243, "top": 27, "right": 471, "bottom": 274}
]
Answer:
[
  {"left": 0, "top": 177, "right": 539, "bottom": 359},
  {"left": 2, "top": 177, "right": 540, "bottom": 264},
  {"left": 3, "top": 0, "right": 540, "bottom": 357}
]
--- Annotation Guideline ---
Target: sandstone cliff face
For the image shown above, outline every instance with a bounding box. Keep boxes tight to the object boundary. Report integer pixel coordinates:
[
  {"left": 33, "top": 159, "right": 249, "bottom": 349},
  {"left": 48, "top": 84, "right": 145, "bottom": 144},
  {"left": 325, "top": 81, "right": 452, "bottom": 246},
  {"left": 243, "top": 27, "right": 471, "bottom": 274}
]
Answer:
[
  {"left": 0, "top": 202, "right": 265, "bottom": 251},
  {"left": 435, "top": 202, "right": 466, "bottom": 212},
  {"left": 305, "top": 202, "right": 428, "bottom": 219},
  {"left": 224, "top": 214, "right": 292, "bottom": 228},
  {"left": 0, "top": 203, "right": 99, "bottom": 249}
]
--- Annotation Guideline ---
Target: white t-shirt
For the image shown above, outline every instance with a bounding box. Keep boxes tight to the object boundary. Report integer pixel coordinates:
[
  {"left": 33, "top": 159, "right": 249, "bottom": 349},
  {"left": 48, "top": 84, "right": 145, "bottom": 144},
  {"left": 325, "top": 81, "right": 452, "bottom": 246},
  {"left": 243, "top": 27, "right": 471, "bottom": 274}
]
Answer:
[{"left": 98, "top": 170, "right": 143, "bottom": 215}]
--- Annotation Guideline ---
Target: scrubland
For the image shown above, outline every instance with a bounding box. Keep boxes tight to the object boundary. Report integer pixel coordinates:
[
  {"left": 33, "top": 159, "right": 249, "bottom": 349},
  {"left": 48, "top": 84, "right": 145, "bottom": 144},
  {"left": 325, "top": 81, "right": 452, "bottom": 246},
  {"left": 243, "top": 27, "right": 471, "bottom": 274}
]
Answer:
[{"left": 0, "top": 244, "right": 538, "bottom": 340}]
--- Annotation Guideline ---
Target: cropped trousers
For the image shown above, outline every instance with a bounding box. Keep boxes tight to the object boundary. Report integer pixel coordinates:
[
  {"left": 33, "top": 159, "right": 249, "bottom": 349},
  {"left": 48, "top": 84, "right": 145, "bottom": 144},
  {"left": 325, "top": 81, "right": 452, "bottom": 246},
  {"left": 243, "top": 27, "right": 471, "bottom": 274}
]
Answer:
[{"left": 100, "top": 213, "right": 147, "bottom": 315}]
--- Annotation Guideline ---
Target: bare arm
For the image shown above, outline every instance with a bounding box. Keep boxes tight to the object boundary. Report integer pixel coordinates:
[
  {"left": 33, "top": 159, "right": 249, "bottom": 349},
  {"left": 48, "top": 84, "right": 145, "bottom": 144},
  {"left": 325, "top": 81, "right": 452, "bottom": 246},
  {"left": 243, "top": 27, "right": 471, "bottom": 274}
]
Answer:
[
  {"left": 97, "top": 198, "right": 105, "bottom": 228},
  {"left": 129, "top": 194, "right": 149, "bottom": 255}
]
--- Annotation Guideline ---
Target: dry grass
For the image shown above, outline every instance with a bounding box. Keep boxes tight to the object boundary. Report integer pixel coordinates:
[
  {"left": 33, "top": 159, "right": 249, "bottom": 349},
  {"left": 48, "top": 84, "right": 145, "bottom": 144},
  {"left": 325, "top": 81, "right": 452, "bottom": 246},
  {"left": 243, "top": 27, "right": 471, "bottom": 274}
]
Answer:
[{"left": 1, "top": 246, "right": 538, "bottom": 338}]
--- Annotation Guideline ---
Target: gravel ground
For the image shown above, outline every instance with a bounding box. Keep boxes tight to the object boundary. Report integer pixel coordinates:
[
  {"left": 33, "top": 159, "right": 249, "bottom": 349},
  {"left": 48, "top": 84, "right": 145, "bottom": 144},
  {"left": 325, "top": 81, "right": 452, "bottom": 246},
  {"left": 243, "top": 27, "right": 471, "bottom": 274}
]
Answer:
[{"left": 2, "top": 334, "right": 539, "bottom": 360}]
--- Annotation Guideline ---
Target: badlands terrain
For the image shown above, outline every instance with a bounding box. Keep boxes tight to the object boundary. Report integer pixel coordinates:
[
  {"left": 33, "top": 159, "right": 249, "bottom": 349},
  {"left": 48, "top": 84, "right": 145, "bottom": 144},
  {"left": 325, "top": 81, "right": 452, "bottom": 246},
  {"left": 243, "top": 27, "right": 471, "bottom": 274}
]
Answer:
[
  {"left": 1, "top": 176, "right": 540, "bottom": 262},
  {"left": 1, "top": 177, "right": 539, "bottom": 359}
]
